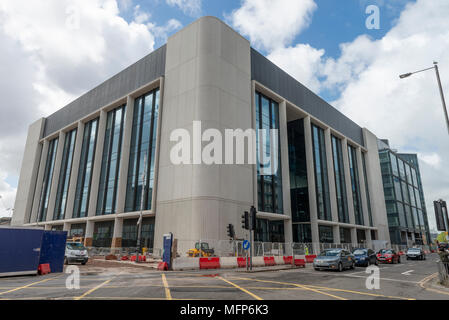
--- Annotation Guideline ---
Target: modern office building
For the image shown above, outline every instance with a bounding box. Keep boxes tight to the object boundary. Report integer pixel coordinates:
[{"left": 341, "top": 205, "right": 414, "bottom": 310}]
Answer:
[
  {"left": 12, "top": 16, "right": 392, "bottom": 252},
  {"left": 378, "top": 140, "right": 431, "bottom": 245}
]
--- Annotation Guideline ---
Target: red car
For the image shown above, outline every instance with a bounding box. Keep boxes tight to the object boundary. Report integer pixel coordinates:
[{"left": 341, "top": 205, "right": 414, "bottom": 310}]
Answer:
[{"left": 377, "top": 249, "right": 401, "bottom": 264}]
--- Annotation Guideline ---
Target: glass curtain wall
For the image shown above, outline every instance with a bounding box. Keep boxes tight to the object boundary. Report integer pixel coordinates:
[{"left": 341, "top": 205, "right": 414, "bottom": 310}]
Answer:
[
  {"left": 73, "top": 118, "right": 99, "bottom": 218},
  {"left": 331, "top": 135, "right": 349, "bottom": 223},
  {"left": 125, "top": 89, "right": 160, "bottom": 212},
  {"left": 38, "top": 138, "right": 59, "bottom": 222},
  {"left": 97, "top": 105, "right": 126, "bottom": 215},
  {"left": 54, "top": 129, "right": 77, "bottom": 220},
  {"left": 347, "top": 145, "right": 364, "bottom": 225},
  {"left": 255, "top": 91, "right": 283, "bottom": 214},
  {"left": 362, "top": 153, "right": 373, "bottom": 226},
  {"left": 311, "top": 124, "right": 331, "bottom": 221}
]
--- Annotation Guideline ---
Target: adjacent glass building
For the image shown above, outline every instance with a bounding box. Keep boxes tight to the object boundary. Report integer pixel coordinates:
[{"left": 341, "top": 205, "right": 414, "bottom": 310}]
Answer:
[{"left": 378, "top": 140, "right": 430, "bottom": 245}]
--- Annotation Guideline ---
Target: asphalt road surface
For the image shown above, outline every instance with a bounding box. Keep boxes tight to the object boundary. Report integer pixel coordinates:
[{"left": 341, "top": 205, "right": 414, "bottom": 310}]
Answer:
[{"left": 0, "top": 253, "right": 447, "bottom": 300}]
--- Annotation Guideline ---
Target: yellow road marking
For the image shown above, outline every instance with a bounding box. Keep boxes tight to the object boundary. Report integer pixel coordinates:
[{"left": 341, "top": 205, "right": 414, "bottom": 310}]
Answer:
[
  {"left": 0, "top": 276, "right": 60, "bottom": 295},
  {"left": 217, "top": 276, "right": 263, "bottom": 300},
  {"left": 231, "top": 276, "right": 347, "bottom": 300},
  {"left": 232, "top": 276, "right": 414, "bottom": 300},
  {"left": 74, "top": 278, "right": 114, "bottom": 300},
  {"left": 418, "top": 273, "right": 449, "bottom": 296},
  {"left": 161, "top": 274, "right": 172, "bottom": 300}
]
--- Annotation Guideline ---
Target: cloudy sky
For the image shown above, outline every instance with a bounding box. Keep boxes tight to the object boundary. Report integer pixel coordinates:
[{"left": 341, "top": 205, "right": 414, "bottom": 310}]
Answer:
[{"left": 0, "top": 0, "right": 447, "bottom": 232}]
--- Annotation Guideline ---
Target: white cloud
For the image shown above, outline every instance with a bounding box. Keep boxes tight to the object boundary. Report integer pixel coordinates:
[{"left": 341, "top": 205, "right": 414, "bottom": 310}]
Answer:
[
  {"left": 166, "top": 0, "right": 201, "bottom": 17},
  {"left": 227, "top": 0, "right": 317, "bottom": 52},
  {"left": 418, "top": 153, "right": 441, "bottom": 168},
  {"left": 0, "top": 0, "right": 173, "bottom": 217},
  {"left": 268, "top": 44, "right": 325, "bottom": 93}
]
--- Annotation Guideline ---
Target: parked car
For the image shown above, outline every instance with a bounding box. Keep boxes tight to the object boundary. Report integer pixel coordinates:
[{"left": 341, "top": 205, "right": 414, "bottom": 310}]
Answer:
[
  {"left": 377, "top": 249, "right": 400, "bottom": 264},
  {"left": 313, "top": 248, "right": 355, "bottom": 272},
  {"left": 353, "top": 248, "right": 378, "bottom": 267},
  {"left": 406, "top": 247, "right": 426, "bottom": 260},
  {"left": 65, "top": 242, "right": 89, "bottom": 265}
]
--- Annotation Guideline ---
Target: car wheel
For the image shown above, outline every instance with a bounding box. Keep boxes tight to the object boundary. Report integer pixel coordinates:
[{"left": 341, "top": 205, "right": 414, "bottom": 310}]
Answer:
[
  {"left": 81, "top": 262, "right": 87, "bottom": 265},
  {"left": 407, "top": 257, "right": 410, "bottom": 260},
  {"left": 338, "top": 262, "right": 343, "bottom": 272},
  {"left": 351, "top": 262, "right": 355, "bottom": 270},
  {"left": 398, "top": 257, "right": 401, "bottom": 264},
  {"left": 314, "top": 268, "right": 319, "bottom": 271}
]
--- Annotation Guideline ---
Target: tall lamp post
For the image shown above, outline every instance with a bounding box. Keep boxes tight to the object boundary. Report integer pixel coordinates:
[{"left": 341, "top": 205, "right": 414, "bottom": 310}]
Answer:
[{"left": 399, "top": 62, "right": 449, "bottom": 135}]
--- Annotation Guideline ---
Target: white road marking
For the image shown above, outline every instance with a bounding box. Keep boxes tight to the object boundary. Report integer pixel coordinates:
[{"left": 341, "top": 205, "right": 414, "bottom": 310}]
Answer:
[{"left": 401, "top": 270, "right": 414, "bottom": 276}]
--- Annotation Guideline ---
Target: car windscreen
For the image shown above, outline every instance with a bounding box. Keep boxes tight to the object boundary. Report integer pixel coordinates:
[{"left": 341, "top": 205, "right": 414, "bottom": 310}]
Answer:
[
  {"left": 353, "top": 249, "right": 367, "bottom": 255},
  {"left": 67, "top": 243, "right": 86, "bottom": 250},
  {"left": 408, "top": 248, "right": 421, "bottom": 252},
  {"left": 379, "top": 249, "right": 392, "bottom": 254},
  {"left": 320, "top": 250, "right": 340, "bottom": 256}
]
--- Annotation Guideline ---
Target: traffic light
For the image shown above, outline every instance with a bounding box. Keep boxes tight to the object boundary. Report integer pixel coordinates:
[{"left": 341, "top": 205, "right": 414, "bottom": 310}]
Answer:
[
  {"left": 227, "top": 224, "right": 235, "bottom": 239},
  {"left": 241, "top": 211, "right": 249, "bottom": 230},
  {"left": 250, "top": 206, "right": 257, "bottom": 231}
]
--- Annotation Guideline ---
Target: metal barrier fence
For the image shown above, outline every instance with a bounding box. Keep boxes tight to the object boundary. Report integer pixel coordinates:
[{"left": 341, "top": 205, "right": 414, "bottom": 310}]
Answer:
[
  {"left": 85, "top": 241, "right": 436, "bottom": 259},
  {"left": 437, "top": 261, "right": 449, "bottom": 286}
]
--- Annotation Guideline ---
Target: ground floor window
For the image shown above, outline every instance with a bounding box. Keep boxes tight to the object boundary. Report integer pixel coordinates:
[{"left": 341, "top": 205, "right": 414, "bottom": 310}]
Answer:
[
  {"left": 69, "top": 223, "right": 86, "bottom": 238},
  {"left": 340, "top": 227, "right": 352, "bottom": 244},
  {"left": 370, "top": 230, "right": 377, "bottom": 240},
  {"left": 93, "top": 221, "right": 114, "bottom": 247},
  {"left": 122, "top": 217, "right": 155, "bottom": 248},
  {"left": 51, "top": 225, "right": 63, "bottom": 231},
  {"left": 318, "top": 225, "right": 333, "bottom": 243},
  {"left": 255, "top": 219, "right": 285, "bottom": 243},
  {"left": 356, "top": 229, "right": 366, "bottom": 244},
  {"left": 292, "top": 223, "right": 312, "bottom": 243}
]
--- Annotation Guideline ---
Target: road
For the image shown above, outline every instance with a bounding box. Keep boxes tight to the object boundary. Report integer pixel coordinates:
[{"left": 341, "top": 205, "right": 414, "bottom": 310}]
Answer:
[{"left": 0, "top": 253, "right": 447, "bottom": 300}]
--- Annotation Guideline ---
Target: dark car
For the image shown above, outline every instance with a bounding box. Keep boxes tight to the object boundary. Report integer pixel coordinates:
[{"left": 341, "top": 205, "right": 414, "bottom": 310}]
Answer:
[
  {"left": 313, "top": 248, "right": 355, "bottom": 272},
  {"left": 377, "top": 249, "right": 400, "bottom": 264},
  {"left": 406, "top": 247, "right": 426, "bottom": 260},
  {"left": 353, "top": 248, "right": 378, "bottom": 267}
]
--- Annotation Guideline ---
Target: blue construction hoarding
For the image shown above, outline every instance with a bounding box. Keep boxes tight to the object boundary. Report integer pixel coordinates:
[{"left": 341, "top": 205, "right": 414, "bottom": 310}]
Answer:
[{"left": 0, "top": 227, "right": 67, "bottom": 277}]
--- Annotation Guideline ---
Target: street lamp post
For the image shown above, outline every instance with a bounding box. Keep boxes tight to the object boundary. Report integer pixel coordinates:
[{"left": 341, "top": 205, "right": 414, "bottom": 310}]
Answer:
[{"left": 399, "top": 62, "right": 449, "bottom": 135}]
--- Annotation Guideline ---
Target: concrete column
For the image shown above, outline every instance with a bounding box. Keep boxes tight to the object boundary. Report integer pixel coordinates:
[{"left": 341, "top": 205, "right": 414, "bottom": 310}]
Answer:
[
  {"left": 333, "top": 225, "right": 340, "bottom": 244},
  {"left": 116, "top": 96, "right": 135, "bottom": 214},
  {"left": 84, "top": 220, "right": 94, "bottom": 247},
  {"left": 342, "top": 138, "right": 356, "bottom": 225},
  {"left": 30, "top": 140, "right": 49, "bottom": 223},
  {"left": 65, "top": 121, "right": 85, "bottom": 220},
  {"left": 279, "top": 101, "right": 293, "bottom": 245},
  {"left": 356, "top": 147, "right": 370, "bottom": 227},
  {"left": 351, "top": 227, "right": 358, "bottom": 246},
  {"left": 112, "top": 217, "right": 124, "bottom": 248},
  {"left": 44, "top": 224, "right": 51, "bottom": 231},
  {"left": 324, "top": 128, "right": 338, "bottom": 223},
  {"left": 63, "top": 222, "right": 71, "bottom": 232},
  {"left": 303, "top": 116, "right": 319, "bottom": 252},
  {"left": 87, "top": 110, "right": 107, "bottom": 217},
  {"left": 365, "top": 229, "right": 372, "bottom": 248},
  {"left": 12, "top": 118, "right": 46, "bottom": 226},
  {"left": 46, "top": 131, "right": 65, "bottom": 222}
]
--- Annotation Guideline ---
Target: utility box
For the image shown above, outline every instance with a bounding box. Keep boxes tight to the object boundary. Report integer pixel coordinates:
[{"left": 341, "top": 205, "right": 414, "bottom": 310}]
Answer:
[{"left": 0, "top": 227, "right": 67, "bottom": 277}]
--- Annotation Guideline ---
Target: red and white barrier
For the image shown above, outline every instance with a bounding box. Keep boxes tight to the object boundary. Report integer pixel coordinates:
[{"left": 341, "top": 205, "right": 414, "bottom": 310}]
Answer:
[{"left": 171, "top": 255, "right": 308, "bottom": 271}]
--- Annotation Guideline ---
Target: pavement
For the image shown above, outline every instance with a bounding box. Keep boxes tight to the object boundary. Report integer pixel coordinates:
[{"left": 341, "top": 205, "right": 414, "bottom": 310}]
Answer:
[{"left": 0, "top": 253, "right": 448, "bottom": 300}]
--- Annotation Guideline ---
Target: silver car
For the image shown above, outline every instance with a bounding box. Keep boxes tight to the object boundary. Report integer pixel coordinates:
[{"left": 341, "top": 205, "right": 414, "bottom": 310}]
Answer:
[
  {"left": 313, "top": 249, "right": 355, "bottom": 272},
  {"left": 65, "top": 242, "right": 89, "bottom": 265}
]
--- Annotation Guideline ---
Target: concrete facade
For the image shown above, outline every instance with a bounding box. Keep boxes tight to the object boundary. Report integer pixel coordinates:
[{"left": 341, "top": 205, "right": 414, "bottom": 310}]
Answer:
[{"left": 12, "top": 17, "right": 391, "bottom": 253}]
